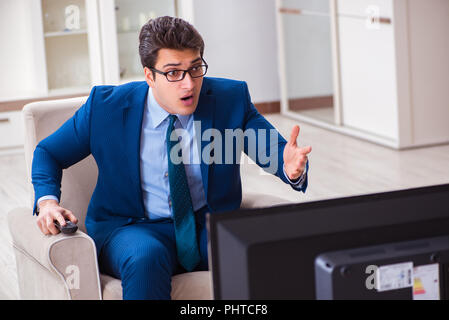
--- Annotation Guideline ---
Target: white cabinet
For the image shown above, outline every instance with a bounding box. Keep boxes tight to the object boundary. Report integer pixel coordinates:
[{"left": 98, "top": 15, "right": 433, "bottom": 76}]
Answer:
[
  {"left": 0, "top": 111, "right": 25, "bottom": 150},
  {"left": 337, "top": 0, "right": 449, "bottom": 148},
  {"left": 0, "top": 0, "right": 181, "bottom": 150},
  {"left": 115, "top": 0, "right": 177, "bottom": 83},
  {"left": 100, "top": 0, "right": 177, "bottom": 84},
  {"left": 0, "top": 0, "right": 180, "bottom": 101},
  {"left": 0, "top": 0, "right": 47, "bottom": 101},
  {"left": 41, "top": 0, "right": 94, "bottom": 94},
  {"left": 337, "top": 7, "right": 398, "bottom": 141},
  {"left": 0, "top": 0, "right": 103, "bottom": 100},
  {"left": 278, "top": 0, "right": 449, "bottom": 149}
]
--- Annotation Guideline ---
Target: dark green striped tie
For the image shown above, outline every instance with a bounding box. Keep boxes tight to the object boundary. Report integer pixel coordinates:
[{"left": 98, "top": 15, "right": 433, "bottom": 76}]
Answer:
[{"left": 166, "top": 114, "right": 200, "bottom": 272}]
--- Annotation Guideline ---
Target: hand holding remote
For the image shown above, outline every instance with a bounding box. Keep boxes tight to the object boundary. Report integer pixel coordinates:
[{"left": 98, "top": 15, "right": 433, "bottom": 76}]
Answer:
[
  {"left": 36, "top": 200, "right": 78, "bottom": 235},
  {"left": 54, "top": 219, "right": 78, "bottom": 234}
]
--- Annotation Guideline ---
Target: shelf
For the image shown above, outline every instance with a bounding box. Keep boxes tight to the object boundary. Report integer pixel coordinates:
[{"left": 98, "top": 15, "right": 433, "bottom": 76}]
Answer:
[
  {"left": 44, "top": 29, "right": 88, "bottom": 38},
  {"left": 44, "top": 33, "right": 91, "bottom": 92}
]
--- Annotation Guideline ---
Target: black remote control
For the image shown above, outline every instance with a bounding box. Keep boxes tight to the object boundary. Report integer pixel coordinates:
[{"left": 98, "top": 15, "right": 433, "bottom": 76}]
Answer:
[{"left": 54, "top": 220, "right": 78, "bottom": 234}]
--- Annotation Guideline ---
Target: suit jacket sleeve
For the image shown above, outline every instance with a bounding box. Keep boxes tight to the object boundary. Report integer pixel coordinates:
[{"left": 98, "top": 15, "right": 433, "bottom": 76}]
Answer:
[
  {"left": 31, "top": 87, "right": 96, "bottom": 215},
  {"left": 241, "top": 82, "right": 308, "bottom": 193}
]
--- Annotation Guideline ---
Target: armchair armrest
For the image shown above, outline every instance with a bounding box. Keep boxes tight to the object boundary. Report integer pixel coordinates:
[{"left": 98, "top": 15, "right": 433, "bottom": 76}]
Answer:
[{"left": 8, "top": 207, "right": 102, "bottom": 300}]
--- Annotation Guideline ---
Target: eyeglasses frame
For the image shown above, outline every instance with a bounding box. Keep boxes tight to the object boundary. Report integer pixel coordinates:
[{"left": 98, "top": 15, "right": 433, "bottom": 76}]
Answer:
[{"left": 149, "top": 58, "right": 208, "bottom": 82}]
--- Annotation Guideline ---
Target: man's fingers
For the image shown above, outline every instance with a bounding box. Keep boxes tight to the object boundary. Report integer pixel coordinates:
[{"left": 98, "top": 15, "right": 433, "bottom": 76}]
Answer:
[
  {"left": 62, "top": 210, "right": 78, "bottom": 224},
  {"left": 289, "top": 125, "right": 300, "bottom": 146},
  {"left": 296, "top": 154, "right": 308, "bottom": 167},
  {"left": 39, "top": 217, "right": 50, "bottom": 235},
  {"left": 35, "top": 204, "right": 76, "bottom": 236},
  {"left": 46, "top": 215, "right": 59, "bottom": 235},
  {"left": 37, "top": 219, "right": 49, "bottom": 235},
  {"left": 295, "top": 152, "right": 308, "bottom": 167},
  {"left": 54, "top": 211, "right": 67, "bottom": 227}
]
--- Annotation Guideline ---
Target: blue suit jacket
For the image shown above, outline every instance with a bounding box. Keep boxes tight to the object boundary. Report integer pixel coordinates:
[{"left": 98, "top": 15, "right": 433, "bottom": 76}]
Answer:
[{"left": 32, "top": 77, "right": 308, "bottom": 255}]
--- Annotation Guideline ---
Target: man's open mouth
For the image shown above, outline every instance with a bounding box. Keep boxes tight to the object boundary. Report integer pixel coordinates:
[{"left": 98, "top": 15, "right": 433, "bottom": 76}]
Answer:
[{"left": 181, "top": 95, "right": 193, "bottom": 101}]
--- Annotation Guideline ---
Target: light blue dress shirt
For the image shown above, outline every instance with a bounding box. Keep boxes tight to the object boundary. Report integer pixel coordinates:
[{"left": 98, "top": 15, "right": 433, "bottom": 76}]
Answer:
[
  {"left": 37, "top": 88, "right": 307, "bottom": 217},
  {"left": 139, "top": 88, "right": 207, "bottom": 219}
]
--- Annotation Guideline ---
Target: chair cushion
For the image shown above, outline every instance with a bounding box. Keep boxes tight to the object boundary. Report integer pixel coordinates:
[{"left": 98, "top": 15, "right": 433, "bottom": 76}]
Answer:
[
  {"left": 171, "top": 271, "right": 213, "bottom": 300},
  {"left": 99, "top": 274, "right": 123, "bottom": 300},
  {"left": 100, "top": 271, "right": 212, "bottom": 300}
]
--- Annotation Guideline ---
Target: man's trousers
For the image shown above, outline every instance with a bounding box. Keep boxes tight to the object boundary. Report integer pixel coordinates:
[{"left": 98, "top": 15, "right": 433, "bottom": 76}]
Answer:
[{"left": 99, "top": 206, "right": 209, "bottom": 299}]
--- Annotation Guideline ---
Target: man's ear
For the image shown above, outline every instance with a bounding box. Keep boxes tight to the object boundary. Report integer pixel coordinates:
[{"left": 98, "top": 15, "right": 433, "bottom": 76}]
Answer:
[{"left": 144, "top": 67, "right": 155, "bottom": 88}]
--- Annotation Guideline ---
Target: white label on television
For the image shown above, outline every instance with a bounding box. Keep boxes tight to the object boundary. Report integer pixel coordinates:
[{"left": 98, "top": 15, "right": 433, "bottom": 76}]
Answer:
[
  {"left": 413, "top": 263, "right": 440, "bottom": 300},
  {"left": 376, "top": 262, "right": 413, "bottom": 292}
]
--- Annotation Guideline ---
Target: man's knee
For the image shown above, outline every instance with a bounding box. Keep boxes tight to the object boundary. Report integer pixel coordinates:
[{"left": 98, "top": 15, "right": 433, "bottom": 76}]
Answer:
[{"left": 120, "top": 241, "right": 176, "bottom": 276}]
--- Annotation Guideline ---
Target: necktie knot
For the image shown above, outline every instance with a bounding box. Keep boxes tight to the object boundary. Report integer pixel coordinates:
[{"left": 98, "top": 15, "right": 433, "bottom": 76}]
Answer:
[
  {"left": 168, "top": 114, "right": 177, "bottom": 129},
  {"left": 166, "top": 114, "right": 178, "bottom": 145}
]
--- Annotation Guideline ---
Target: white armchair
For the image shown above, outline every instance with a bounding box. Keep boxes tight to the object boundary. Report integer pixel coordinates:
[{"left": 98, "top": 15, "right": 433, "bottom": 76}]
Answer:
[{"left": 7, "top": 97, "right": 290, "bottom": 299}]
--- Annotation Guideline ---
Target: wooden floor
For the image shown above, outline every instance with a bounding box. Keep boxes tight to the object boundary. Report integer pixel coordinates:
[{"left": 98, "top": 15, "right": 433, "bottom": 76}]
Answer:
[
  {"left": 0, "top": 153, "right": 28, "bottom": 299},
  {"left": 1, "top": 114, "right": 449, "bottom": 299},
  {"left": 290, "top": 107, "right": 335, "bottom": 124},
  {"left": 243, "top": 114, "right": 449, "bottom": 203}
]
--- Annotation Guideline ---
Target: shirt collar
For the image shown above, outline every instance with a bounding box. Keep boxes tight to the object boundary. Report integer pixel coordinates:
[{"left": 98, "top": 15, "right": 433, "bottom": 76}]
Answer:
[{"left": 147, "top": 88, "right": 191, "bottom": 129}]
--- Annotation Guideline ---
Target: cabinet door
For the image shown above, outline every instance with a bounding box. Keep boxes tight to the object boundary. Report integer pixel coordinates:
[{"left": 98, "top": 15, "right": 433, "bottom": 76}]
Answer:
[
  {"left": 0, "top": 1, "right": 47, "bottom": 100},
  {"left": 116, "top": 0, "right": 177, "bottom": 83},
  {"left": 338, "top": 15, "right": 398, "bottom": 140},
  {"left": 278, "top": 0, "right": 335, "bottom": 124},
  {"left": 0, "top": 111, "right": 24, "bottom": 149},
  {"left": 41, "top": 0, "right": 98, "bottom": 95}
]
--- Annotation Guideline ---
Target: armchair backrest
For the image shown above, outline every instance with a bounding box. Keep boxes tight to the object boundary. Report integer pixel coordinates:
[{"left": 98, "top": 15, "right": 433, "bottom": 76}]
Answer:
[{"left": 22, "top": 96, "right": 97, "bottom": 232}]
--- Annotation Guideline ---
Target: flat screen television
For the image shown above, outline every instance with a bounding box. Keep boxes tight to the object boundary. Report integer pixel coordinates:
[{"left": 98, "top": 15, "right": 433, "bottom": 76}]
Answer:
[{"left": 206, "top": 183, "right": 449, "bottom": 299}]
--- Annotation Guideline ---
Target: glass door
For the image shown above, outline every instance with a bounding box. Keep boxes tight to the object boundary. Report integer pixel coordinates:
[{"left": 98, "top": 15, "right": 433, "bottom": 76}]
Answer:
[
  {"left": 114, "top": 0, "right": 177, "bottom": 83},
  {"left": 41, "top": 0, "right": 92, "bottom": 95},
  {"left": 278, "top": 0, "right": 336, "bottom": 124}
]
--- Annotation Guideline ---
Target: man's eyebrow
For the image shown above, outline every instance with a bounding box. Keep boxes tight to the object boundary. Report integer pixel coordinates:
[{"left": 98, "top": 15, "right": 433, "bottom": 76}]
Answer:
[
  {"left": 162, "top": 57, "right": 202, "bottom": 69},
  {"left": 190, "top": 57, "right": 202, "bottom": 64},
  {"left": 162, "top": 63, "right": 181, "bottom": 68}
]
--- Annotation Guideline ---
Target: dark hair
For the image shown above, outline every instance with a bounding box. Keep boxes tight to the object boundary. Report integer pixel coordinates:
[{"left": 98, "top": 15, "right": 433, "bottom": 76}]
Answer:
[{"left": 139, "top": 16, "right": 205, "bottom": 69}]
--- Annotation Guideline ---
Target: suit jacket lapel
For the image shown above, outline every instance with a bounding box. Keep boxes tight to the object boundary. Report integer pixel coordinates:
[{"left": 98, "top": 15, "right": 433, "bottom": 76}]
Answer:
[
  {"left": 194, "top": 80, "right": 215, "bottom": 201},
  {"left": 120, "top": 82, "right": 148, "bottom": 212}
]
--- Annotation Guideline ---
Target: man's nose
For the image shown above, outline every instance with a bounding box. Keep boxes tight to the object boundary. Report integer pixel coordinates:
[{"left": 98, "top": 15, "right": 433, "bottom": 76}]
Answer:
[{"left": 180, "top": 72, "right": 195, "bottom": 89}]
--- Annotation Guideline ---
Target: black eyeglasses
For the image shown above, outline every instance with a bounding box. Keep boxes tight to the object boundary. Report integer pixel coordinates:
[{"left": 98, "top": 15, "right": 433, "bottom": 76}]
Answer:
[{"left": 150, "top": 59, "right": 208, "bottom": 82}]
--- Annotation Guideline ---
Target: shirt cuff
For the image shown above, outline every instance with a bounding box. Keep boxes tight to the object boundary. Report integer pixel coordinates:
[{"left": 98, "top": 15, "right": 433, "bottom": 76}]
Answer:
[
  {"left": 283, "top": 163, "right": 307, "bottom": 187},
  {"left": 37, "top": 195, "right": 59, "bottom": 208}
]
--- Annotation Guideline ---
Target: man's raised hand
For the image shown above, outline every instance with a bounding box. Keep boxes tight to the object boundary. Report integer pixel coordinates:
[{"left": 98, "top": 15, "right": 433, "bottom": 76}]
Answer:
[{"left": 283, "top": 125, "right": 312, "bottom": 180}]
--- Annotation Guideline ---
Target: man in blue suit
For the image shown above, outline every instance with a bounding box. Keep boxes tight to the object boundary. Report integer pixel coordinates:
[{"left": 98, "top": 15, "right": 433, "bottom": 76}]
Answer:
[{"left": 32, "top": 16, "right": 312, "bottom": 299}]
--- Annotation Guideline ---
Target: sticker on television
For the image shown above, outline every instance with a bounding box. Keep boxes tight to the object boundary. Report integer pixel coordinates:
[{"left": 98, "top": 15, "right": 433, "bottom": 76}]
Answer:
[
  {"left": 413, "top": 263, "right": 440, "bottom": 300},
  {"left": 376, "top": 262, "right": 413, "bottom": 292}
]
